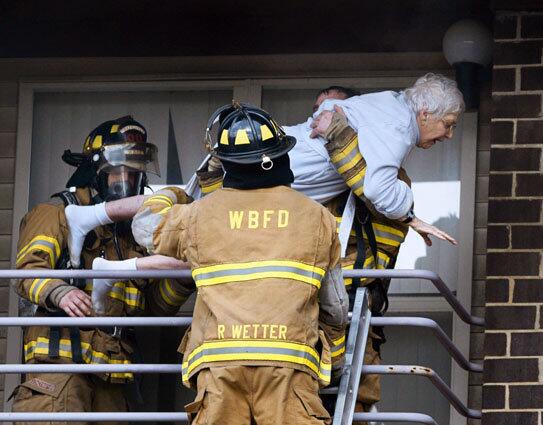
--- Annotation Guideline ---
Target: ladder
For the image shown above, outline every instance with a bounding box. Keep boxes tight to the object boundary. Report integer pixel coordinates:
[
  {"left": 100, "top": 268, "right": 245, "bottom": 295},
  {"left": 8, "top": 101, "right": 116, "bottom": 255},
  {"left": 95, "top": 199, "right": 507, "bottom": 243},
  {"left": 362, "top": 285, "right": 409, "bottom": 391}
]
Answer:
[{"left": 325, "top": 268, "right": 484, "bottom": 425}]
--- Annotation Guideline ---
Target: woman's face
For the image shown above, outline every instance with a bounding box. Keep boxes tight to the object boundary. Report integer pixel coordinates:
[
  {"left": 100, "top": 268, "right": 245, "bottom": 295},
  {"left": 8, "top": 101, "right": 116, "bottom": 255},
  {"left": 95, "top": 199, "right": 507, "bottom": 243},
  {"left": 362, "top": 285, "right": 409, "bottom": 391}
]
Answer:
[{"left": 416, "top": 111, "right": 459, "bottom": 149}]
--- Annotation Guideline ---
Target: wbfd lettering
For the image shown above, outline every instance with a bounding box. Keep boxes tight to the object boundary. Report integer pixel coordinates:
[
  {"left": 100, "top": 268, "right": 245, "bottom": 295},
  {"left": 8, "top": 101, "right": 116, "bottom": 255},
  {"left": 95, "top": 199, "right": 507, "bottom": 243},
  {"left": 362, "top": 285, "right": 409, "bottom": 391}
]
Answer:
[
  {"left": 229, "top": 210, "right": 289, "bottom": 229},
  {"left": 217, "top": 324, "right": 288, "bottom": 340}
]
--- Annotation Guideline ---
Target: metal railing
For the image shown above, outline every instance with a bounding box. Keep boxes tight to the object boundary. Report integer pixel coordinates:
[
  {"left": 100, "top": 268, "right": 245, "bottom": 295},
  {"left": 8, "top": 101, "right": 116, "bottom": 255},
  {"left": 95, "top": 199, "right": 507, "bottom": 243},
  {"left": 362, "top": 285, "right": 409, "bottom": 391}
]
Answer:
[{"left": 0, "top": 268, "right": 483, "bottom": 423}]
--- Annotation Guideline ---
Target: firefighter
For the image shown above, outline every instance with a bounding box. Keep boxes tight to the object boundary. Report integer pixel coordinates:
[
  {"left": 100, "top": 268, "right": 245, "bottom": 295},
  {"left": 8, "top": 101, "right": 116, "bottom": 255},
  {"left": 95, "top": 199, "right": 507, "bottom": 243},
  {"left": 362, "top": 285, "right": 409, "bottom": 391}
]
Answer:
[
  {"left": 64, "top": 103, "right": 349, "bottom": 425},
  {"left": 10, "top": 116, "right": 193, "bottom": 424}
]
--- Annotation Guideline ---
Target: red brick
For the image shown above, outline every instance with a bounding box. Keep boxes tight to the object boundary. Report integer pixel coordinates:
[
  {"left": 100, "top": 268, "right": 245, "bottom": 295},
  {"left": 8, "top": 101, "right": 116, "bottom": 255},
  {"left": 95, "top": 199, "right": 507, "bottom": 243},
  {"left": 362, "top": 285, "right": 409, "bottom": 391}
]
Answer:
[
  {"left": 517, "top": 174, "right": 543, "bottom": 196},
  {"left": 482, "top": 412, "right": 537, "bottom": 425},
  {"left": 486, "top": 305, "right": 537, "bottom": 329},
  {"left": 511, "top": 332, "right": 543, "bottom": 356},
  {"left": 484, "top": 358, "right": 539, "bottom": 382},
  {"left": 494, "top": 68, "right": 516, "bottom": 92},
  {"left": 490, "top": 148, "right": 541, "bottom": 171},
  {"left": 522, "top": 14, "right": 543, "bottom": 38},
  {"left": 494, "top": 41, "right": 543, "bottom": 66},
  {"left": 488, "top": 200, "right": 541, "bottom": 223},
  {"left": 514, "top": 279, "right": 543, "bottom": 302},
  {"left": 495, "top": 14, "right": 517, "bottom": 39},
  {"left": 512, "top": 225, "right": 543, "bottom": 248},
  {"left": 522, "top": 67, "right": 543, "bottom": 91},
  {"left": 486, "top": 279, "right": 509, "bottom": 302},
  {"left": 493, "top": 94, "right": 541, "bottom": 119},
  {"left": 482, "top": 385, "right": 505, "bottom": 409},
  {"left": 487, "top": 225, "right": 510, "bottom": 248},
  {"left": 510, "top": 385, "right": 543, "bottom": 409},
  {"left": 491, "top": 121, "right": 514, "bottom": 145},
  {"left": 484, "top": 332, "right": 507, "bottom": 356}
]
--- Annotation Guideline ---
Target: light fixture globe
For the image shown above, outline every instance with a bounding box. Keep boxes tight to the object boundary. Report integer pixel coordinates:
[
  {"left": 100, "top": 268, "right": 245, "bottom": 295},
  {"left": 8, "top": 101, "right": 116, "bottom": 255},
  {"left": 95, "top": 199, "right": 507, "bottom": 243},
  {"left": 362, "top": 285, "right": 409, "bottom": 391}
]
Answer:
[
  {"left": 443, "top": 19, "right": 493, "bottom": 66},
  {"left": 443, "top": 19, "right": 492, "bottom": 110}
]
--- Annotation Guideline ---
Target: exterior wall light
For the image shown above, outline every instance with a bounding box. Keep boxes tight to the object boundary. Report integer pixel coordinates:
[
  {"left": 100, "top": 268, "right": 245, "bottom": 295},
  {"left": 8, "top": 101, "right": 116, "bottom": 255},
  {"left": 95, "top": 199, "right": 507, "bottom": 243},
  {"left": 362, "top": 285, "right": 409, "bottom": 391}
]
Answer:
[{"left": 443, "top": 19, "right": 493, "bottom": 110}]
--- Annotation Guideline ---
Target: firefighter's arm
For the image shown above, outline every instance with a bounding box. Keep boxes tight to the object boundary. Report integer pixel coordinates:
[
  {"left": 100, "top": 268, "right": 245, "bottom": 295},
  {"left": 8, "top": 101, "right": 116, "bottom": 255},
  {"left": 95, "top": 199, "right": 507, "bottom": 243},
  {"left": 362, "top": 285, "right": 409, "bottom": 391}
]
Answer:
[
  {"left": 197, "top": 156, "right": 224, "bottom": 195},
  {"left": 15, "top": 203, "right": 91, "bottom": 315},
  {"left": 132, "top": 189, "right": 193, "bottom": 259},
  {"left": 65, "top": 187, "right": 190, "bottom": 266}
]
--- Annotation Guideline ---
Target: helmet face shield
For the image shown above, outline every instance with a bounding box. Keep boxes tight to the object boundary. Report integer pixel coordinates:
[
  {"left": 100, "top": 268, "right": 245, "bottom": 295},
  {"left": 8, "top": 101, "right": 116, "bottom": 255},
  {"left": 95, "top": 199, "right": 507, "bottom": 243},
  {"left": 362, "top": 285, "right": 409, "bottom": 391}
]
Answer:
[
  {"left": 99, "top": 142, "right": 160, "bottom": 176},
  {"left": 100, "top": 165, "right": 145, "bottom": 201}
]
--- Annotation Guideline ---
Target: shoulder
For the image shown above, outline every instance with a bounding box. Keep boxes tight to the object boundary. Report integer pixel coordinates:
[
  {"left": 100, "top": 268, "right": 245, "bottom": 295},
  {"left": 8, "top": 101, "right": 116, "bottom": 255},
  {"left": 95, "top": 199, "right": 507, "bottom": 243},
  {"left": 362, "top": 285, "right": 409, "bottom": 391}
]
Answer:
[{"left": 349, "top": 91, "right": 413, "bottom": 127}]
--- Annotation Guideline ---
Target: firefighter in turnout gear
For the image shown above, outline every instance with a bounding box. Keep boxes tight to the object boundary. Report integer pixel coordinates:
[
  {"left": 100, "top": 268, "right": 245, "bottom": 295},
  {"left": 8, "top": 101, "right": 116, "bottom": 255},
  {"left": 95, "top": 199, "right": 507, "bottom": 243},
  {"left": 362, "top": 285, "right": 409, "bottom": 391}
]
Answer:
[
  {"left": 196, "top": 89, "right": 413, "bottom": 421},
  {"left": 11, "top": 116, "right": 193, "bottom": 424},
  {"left": 64, "top": 103, "right": 349, "bottom": 425}
]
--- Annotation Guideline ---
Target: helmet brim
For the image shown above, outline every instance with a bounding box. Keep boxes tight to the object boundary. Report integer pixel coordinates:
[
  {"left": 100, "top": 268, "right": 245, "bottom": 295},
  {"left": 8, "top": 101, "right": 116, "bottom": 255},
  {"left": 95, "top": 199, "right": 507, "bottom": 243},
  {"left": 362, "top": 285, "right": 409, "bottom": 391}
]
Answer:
[{"left": 211, "top": 135, "right": 296, "bottom": 165}]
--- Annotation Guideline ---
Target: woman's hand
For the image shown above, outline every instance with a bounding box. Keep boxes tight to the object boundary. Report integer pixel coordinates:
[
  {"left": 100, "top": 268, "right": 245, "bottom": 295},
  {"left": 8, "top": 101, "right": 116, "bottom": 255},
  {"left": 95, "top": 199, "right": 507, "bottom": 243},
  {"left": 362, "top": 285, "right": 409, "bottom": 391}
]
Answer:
[{"left": 409, "top": 217, "right": 457, "bottom": 246}]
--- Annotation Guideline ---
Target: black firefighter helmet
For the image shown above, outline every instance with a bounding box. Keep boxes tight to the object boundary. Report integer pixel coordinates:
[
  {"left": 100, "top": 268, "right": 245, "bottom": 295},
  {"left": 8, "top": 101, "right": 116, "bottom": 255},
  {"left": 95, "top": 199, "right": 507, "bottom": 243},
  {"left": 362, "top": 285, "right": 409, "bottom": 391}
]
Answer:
[
  {"left": 62, "top": 116, "right": 160, "bottom": 201},
  {"left": 206, "top": 102, "right": 296, "bottom": 169}
]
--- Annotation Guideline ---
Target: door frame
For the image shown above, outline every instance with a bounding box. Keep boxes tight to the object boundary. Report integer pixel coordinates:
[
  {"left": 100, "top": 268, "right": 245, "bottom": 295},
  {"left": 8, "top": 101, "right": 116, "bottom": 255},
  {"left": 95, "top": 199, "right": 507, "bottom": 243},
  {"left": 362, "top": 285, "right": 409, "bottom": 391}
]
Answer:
[{"left": 8, "top": 72, "right": 475, "bottom": 425}]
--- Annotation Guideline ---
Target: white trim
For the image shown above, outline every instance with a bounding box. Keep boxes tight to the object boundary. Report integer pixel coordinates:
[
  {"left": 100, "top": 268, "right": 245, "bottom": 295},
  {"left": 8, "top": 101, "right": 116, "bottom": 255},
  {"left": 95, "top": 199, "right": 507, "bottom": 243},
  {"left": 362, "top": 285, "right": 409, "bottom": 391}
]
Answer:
[{"left": 449, "top": 112, "right": 478, "bottom": 425}]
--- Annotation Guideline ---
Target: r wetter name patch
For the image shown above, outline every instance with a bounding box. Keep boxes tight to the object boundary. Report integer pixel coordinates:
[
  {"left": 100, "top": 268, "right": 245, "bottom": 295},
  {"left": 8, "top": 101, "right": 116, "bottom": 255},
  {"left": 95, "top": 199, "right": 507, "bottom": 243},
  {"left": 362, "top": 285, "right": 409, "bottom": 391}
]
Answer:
[
  {"left": 217, "top": 324, "right": 288, "bottom": 340},
  {"left": 228, "top": 209, "right": 289, "bottom": 229}
]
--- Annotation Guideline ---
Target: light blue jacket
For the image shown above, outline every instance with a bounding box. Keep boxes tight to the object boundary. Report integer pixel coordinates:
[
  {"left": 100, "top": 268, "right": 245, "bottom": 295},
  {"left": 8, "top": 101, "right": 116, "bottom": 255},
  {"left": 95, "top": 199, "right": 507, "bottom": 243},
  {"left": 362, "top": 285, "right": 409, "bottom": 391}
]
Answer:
[{"left": 315, "top": 91, "right": 418, "bottom": 219}]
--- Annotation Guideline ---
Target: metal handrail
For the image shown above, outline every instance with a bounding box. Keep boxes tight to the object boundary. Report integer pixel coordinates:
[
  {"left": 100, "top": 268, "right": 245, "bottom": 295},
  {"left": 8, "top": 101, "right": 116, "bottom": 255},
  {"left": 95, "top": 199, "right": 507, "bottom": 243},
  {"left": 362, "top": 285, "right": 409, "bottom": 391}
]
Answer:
[
  {"left": 353, "top": 412, "right": 438, "bottom": 424},
  {"left": 0, "top": 412, "right": 189, "bottom": 422},
  {"left": 0, "top": 317, "right": 192, "bottom": 327},
  {"left": 0, "top": 268, "right": 484, "bottom": 326},
  {"left": 370, "top": 317, "right": 483, "bottom": 373},
  {"left": 362, "top": 365, "right": 481, "bottom": 420}
]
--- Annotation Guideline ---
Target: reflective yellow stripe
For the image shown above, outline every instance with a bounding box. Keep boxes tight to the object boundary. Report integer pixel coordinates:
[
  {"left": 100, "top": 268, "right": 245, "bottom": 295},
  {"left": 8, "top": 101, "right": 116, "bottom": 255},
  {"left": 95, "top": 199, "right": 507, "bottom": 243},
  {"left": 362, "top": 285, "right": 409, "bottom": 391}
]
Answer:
[
  {"left": 159, "top": 279, "right": 187, "bottom": 306},
  {"left": 201, "top": 180, "right": 223, "bottom": 194},
  {"left": 337, "top": 152, "right": 363, "bottom": 175},
  {"left": 192, "top": 260, "right": 325, "bottom": 289},
  {"left": 331, "top": 335, "right": 346, "bottom": 358},
  {"left": 28, "top": 278, "right": 52, "bottom": 303},
  {"left": 24, "top": 337, "right": 133, "bottom": 379},
  {"left": 330, "top": 136, "right": 358, "bottom": 164},
  {"left": 108, "top": 282, "right": 145, "bottom": 310},
  {"left": 342, "top": 263, "right": 353, "bottom": 287},
  {"left": 345, "top": 169, "right": 366, "bottom": 197},
  {"left": 144, "top": 194, "right": 174, "bottom": 207},
  {"left": 17, "top": 235, "right": 61, "bottom": 268},
  {"left": 182, "top": 339, "right": 330, "bottom": 384},
  {"left": 372, "top": 223, "right": 406, "bottom": 247}
]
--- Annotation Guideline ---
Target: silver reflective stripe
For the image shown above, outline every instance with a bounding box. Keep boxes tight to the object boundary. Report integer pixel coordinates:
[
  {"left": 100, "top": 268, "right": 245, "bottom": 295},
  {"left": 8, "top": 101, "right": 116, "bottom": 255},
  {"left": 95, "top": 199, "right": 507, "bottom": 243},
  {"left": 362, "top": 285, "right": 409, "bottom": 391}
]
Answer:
[
  {"left": 334, "top": 143, "right": 362, "bottom": 170},
  {"left": 373, "top": 227, "right": 404, "bottom": 244},
  {"left": 17, "top": 240, "right": 59, "bottom": 264},
  {"left": 30, "top": 279, "right": 50, "bottom": 303}
]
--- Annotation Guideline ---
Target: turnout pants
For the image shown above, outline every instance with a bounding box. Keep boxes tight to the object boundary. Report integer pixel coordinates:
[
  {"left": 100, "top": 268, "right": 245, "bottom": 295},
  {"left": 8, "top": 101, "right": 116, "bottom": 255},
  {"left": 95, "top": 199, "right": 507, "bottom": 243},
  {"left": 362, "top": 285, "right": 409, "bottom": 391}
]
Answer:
[
  {"left": 11, "top": 372, "right": 128, "bottom": 425},
  {"left": 186, "top": 366, "right": 331, "bottom": 425}
]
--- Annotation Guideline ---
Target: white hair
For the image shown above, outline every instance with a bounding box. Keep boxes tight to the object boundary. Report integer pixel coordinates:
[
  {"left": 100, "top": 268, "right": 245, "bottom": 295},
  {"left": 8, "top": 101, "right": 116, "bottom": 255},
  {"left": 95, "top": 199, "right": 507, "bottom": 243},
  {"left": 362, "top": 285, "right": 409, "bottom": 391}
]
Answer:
[{"left": 403, "top": 73, "right": 465, "bottom": 118}]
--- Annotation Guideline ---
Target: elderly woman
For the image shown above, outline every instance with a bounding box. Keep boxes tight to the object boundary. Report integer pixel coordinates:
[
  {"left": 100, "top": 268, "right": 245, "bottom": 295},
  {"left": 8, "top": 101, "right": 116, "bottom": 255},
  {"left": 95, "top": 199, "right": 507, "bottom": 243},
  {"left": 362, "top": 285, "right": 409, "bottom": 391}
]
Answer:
[{"left": 309, "top": 73, "right": 465, "bottom": 245}]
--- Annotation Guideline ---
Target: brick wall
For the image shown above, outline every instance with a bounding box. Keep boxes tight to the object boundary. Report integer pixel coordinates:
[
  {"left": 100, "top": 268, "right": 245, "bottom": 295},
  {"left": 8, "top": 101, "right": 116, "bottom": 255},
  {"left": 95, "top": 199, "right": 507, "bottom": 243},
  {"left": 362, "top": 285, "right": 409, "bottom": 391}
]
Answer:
[{"left": 483, "top": 11, "right": 543, "bottom": 425}]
